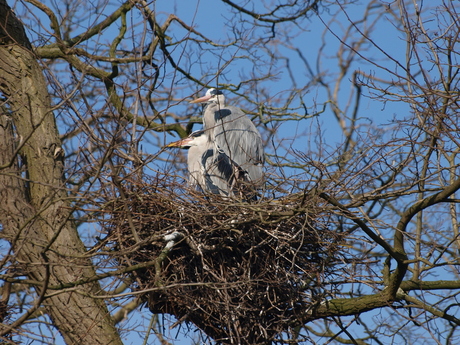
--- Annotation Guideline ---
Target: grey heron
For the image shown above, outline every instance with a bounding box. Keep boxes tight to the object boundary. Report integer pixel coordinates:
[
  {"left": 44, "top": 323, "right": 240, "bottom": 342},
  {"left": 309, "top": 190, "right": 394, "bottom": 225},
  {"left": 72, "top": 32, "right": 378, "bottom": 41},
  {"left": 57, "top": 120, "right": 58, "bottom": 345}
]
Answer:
[
  {"left": 166, "top": 130, "right": 248, "bottom": 196},
  {"left": 190, "top": 88, "right": 264, "bottom": 188}
]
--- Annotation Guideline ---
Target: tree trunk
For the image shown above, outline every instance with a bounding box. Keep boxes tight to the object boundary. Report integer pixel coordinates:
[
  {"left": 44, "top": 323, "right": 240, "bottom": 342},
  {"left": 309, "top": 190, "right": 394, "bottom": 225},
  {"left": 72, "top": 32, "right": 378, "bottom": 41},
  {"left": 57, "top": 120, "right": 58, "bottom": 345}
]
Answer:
[{"left": 0, "top": 1, "right": 123, "bottom": 344}]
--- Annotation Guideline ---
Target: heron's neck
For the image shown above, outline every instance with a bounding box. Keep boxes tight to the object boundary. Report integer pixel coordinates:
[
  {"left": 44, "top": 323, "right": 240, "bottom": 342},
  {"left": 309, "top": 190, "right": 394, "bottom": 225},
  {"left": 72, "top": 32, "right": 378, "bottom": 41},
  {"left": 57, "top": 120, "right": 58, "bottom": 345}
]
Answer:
[{"left": 212, "top": 94, "right": 225, "bottom": 107}]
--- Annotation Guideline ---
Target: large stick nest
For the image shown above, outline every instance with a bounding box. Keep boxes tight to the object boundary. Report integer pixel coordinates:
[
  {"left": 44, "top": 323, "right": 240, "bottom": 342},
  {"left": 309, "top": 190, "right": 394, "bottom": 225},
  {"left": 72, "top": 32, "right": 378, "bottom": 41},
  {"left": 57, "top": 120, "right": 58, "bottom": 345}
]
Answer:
[{"left": 103, "top": 179, "right": 346, "bottom": 344}]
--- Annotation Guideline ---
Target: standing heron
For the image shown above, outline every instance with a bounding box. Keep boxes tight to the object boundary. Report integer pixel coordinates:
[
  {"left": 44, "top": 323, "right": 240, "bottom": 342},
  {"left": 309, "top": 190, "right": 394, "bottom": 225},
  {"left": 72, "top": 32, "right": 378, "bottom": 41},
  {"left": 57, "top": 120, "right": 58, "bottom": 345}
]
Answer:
[
  {"left": 190, "top": 88, "right": 264, "bottom": 188},
  {"left": 166, "top": 130, "right": 245, "bottom": 196}
]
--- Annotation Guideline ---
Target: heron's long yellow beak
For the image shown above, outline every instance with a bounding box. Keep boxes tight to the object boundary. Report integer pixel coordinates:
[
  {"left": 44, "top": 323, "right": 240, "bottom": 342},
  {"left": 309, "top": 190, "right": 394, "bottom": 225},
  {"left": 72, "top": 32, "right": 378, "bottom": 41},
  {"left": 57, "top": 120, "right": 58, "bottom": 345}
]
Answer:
[
  {"left": 190, "top": 94, "right": 212, "bottom": 104},
  {"left": 165, "top": 137, "right": 194, "bottom": 148}
]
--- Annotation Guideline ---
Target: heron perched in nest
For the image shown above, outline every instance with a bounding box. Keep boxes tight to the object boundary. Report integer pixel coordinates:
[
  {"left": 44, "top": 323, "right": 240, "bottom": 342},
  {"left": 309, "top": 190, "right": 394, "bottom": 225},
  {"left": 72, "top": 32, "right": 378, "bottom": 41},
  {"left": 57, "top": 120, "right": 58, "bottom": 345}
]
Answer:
[{"left": 167, "top": 88, "right": 264, "bottom": 198}]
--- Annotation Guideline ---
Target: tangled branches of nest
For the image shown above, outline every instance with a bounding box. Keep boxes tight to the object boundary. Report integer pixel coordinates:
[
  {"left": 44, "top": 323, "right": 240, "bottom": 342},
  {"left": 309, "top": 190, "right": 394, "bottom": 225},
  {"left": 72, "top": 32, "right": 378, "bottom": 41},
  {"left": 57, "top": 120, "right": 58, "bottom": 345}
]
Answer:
[{"left": 104, "top": 179, "right": 346, "bottom": 344}]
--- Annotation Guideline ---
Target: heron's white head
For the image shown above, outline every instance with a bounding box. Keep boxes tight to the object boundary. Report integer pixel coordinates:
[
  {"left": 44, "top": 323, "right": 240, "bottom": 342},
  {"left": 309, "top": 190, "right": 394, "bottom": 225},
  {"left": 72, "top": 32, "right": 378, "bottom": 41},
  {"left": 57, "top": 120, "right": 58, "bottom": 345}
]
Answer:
[
  {"left": 190, "top": 88, "right": 225, "bottom": 106},
  {"left": 165, "top": 130, "right": 208, "bottom": 149}
]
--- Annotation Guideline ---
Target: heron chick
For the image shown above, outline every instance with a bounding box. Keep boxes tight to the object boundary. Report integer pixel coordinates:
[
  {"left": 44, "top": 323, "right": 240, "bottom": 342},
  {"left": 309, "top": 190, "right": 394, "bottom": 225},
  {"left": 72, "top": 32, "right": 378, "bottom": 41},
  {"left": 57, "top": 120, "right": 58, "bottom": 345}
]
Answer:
[{"left": 166, "top": 130, "right": 242, "bottom": 196}]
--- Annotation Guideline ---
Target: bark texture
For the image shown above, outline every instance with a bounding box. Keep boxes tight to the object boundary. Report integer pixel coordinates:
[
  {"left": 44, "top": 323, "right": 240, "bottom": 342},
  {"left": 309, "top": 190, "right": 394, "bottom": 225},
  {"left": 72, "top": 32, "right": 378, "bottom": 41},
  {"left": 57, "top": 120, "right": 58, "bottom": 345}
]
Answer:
[{"left": 0, "top": 1, "right": 122, "bottom": 344}]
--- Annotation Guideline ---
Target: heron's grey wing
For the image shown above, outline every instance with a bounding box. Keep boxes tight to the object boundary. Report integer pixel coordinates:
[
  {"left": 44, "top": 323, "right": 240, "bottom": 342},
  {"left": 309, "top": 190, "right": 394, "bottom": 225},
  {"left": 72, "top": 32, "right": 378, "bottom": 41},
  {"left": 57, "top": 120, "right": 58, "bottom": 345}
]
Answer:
[
  {"left": 185, "top": 132, "right": 237, "bottom": 196},
  {"left": 202, "top": 148, "right": 234, "bottom": 196},
  {"left": 212, "top": 106, "right": 264, "bottom": 185}
]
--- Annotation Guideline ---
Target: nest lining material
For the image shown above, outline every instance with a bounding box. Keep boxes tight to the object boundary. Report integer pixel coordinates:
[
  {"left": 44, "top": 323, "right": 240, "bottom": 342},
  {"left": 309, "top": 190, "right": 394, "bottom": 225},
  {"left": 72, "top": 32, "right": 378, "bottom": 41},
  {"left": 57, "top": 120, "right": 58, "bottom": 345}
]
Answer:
[{"left": 104, "top": 182, "right": 345, "bottom": 344}]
